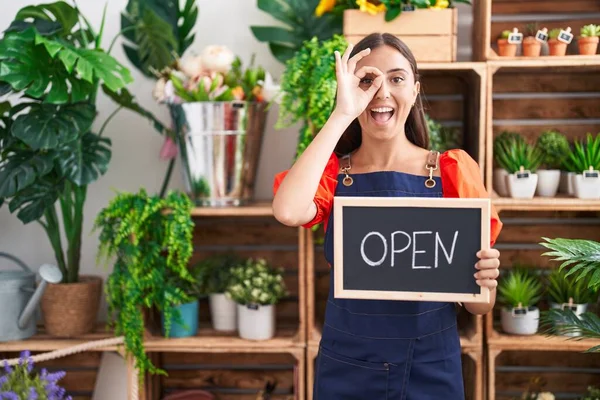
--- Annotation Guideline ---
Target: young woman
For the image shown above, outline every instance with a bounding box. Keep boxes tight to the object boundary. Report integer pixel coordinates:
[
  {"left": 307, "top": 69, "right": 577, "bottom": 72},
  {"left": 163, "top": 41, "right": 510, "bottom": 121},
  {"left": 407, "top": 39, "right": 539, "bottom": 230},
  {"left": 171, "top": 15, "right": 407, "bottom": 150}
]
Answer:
[{"left": 272, "top": 33, "right": 503, "bottom": 399}]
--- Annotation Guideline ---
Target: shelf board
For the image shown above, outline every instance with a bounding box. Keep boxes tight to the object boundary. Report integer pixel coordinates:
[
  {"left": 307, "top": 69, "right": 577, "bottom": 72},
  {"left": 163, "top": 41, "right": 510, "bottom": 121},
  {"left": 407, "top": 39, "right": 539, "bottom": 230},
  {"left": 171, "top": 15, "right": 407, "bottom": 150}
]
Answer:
[
  {"left": 144, "top": 326, "right": 303, "bottom": 353},
  {"left": 190, "top": 201, "right": 273, "bottom": 217},
  {"left": 488, "top": 330, "right": 600, "bottom": 352},
  {"left": 492, "top": 196, "right": 600, "bottom": 212},
  {"left": 488, "top": 56, "right": 600, "bottom": 70},
  {"left": 0, "top": 324, "right": 117, "bottom": 352},
  {"left": 418, "top": 61, "right": 486, "bottom": 73}
]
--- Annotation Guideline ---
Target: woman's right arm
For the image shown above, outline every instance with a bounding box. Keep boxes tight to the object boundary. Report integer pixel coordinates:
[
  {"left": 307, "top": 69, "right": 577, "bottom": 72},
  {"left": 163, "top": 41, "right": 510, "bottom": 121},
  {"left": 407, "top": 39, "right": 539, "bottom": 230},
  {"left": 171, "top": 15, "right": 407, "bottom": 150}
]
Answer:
[{"left": 272, "top": 43, "right": 384, "bottom": 227}]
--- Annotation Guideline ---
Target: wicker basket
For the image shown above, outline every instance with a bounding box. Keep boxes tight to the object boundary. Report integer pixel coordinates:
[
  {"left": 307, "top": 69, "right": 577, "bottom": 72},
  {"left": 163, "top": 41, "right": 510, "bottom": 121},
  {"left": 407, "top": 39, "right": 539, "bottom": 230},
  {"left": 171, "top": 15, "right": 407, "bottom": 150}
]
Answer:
[{"left": 41, "top": 275, "right": 102, "bottom": 337}]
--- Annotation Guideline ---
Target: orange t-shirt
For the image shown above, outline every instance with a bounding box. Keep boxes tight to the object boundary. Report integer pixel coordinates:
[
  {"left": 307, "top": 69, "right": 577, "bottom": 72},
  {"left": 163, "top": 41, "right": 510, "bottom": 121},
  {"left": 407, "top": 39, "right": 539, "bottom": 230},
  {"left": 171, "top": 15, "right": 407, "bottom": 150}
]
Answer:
[{"left": 273, "top": 149, "right": 503, "bottom": 247}]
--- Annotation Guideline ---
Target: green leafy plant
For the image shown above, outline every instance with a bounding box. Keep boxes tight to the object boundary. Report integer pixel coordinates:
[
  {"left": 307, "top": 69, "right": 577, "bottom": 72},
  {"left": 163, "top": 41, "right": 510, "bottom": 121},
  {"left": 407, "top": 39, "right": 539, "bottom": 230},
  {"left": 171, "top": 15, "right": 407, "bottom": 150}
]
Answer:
[
  {"left": 545, "top": 268, "right": 598, "bottom": 304},
  {"left": 549, "top": 28, "right": 562, "bottom": 39},
  {"left": 276, "top": 35, "right": 348, "bottom": 158},
  {"left": 426, "top": 114, "right": 462, "bottom": 152},
  {"left": 225, "top": 258, "right": 288, "bottom": 306},
  {"left": 93, "top": 189, "right": 195, "bottom": 378},
  {"left": 499, "top": 30, "right": 511, "bottom": 39},
  {"left": 251, "top": 0, "right": 343, "bottom": 64},
  {"left": 495, "top": 136, "right": 544, "bottom": 174},
  {"left": 580, "top": 386, "right": 600, "bottom": 400},
  {"left": 498, "top": 268, "right": 543, "bottom": 309},
  {"left": 581, "top": 24, "right": 600, "bottom": 37},
  {"left": 563, "top": 133, "right": 600, "bottom": 173},
  {"left": 536, "top": 130, "right": 571, "bottom": 170},
  {"left": 193, "top": 253, "right": 243, "bottom": 294}
]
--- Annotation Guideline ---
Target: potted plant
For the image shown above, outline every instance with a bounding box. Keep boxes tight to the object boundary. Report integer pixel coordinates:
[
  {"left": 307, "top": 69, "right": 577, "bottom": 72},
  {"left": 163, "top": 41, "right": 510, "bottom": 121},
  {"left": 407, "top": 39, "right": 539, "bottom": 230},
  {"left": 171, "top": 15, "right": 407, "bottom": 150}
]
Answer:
[
  {"left": 548, "top": 28, "right": 569, "bottom": 56},
  {"left": 495, "top": 135, "right": 544, "bottom": 199},
  {"left": 579, "top": 24, "right": 599, "bottom": 55},
  {"left": 580, "top": 386, "right": 600, "bottom": 400},
  {"left": 535, "top": 130, "right": 570, "bottom": 197},
  {"left": 497, "top": 29, "right": 519, "bottom": 57},
  {"left": 426, "top": 114, "right": 462, "bottom": 152},
  {"left": 93, "top": 188, "right": 195, "bottom": 378},
  {"left": 0, "top": 351, "right": 70, "bottom": 399},
  {"left": 194, "top": 253, "right": 242, "bottom": 332},
  {"left": 493, "top": 131, "right": 525, "bottom": 196},
  {"left": 545, "top": 268, "right": 598, "bottom": 337},
  {"left": 225, "top": 258, "right": 288, "bottom": 341},
  {"left": 522, "top": 24, "right": 544, "bottom": 57},
  {"left": 563, "top": 133, "right": 600, "bottom": 199},
  {"left": 498, "top": 268, "right": 544, "bottom": 335}
]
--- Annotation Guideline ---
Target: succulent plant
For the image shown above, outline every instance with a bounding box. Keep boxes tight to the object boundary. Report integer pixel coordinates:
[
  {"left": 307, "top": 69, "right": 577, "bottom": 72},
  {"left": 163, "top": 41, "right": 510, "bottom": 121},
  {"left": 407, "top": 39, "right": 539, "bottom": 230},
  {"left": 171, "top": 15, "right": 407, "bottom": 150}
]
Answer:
[
  {"left": 498, "top": 268, "right": 544, "bottom": 309},
  {"left": 494, "top": 133, "right": 543, "bottom": 173},
  {"left": 549, "top": 28, "right": 562, "bottom": 39},
  {"left": 581, "top": 24, "right": 600, "bottom": 37}
]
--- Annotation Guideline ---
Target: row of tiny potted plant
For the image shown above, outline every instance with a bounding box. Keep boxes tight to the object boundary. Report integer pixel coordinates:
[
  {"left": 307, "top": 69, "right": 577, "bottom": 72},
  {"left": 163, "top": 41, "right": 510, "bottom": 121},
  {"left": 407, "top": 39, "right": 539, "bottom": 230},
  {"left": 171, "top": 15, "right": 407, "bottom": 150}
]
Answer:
[
  {"left": 162, "top": 255, "right": 288, "bottom": 341},
  {"left": 498, "top": 266, "right": 598, "bottom": 337},
  {"left": 493, "top": 131, "right": 600, "bottom": 200},
  {"left": 498, "top": 24, "right": 599, "bottom": 57}
]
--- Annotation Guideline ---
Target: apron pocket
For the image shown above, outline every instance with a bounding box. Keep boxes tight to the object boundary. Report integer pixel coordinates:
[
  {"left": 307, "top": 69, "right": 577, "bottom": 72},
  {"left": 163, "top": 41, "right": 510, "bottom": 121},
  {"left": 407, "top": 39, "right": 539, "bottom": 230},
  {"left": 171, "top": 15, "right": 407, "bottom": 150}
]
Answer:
[{"left": 314, "top": 346, "right": 389, "bottom": 400}]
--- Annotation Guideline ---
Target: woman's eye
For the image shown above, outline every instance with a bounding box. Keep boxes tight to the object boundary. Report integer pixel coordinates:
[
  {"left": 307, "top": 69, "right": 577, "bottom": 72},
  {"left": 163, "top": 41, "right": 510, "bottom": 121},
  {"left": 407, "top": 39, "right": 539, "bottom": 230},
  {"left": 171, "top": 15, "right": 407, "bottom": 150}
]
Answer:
[
  {"left": 391, "top": 77, "right": 404, "bottom": 84},
  {"left": 360, "top": 78, "right": 373, "bottom": 85}
]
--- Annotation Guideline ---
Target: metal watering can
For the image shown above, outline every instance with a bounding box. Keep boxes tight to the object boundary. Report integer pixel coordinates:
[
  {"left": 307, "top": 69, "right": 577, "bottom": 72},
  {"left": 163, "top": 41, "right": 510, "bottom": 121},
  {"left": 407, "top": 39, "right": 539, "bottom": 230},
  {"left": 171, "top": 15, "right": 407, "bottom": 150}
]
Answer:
[{"left": 0, "top": 252, "right": 62, "bottom": 341}]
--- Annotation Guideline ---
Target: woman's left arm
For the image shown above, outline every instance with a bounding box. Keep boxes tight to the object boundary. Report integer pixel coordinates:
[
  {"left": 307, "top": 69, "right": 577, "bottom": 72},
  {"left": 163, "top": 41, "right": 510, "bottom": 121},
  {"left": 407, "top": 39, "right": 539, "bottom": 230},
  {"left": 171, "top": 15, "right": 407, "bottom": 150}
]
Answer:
[{"left": 464, "top": 248, "right": 500, "bottom": 315}]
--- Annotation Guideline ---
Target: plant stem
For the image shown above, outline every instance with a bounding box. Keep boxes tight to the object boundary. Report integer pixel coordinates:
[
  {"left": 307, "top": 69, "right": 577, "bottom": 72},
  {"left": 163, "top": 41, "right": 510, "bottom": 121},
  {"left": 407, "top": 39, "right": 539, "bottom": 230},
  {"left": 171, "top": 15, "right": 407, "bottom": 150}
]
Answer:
[
  {"left": 159, "top": 158, "right": 175, "bottom": 198},
  {"left": 66, "top": 184, "right": 86, "bottom": 283},
  {"left": 108, "top": 26, "right": 137, "bottom": 55},
  {"left": 98, "top": 106, "right": 123, "bottom": 137},
  {"left": 42, "top": 207, "right": 68, "bottom": 281}
]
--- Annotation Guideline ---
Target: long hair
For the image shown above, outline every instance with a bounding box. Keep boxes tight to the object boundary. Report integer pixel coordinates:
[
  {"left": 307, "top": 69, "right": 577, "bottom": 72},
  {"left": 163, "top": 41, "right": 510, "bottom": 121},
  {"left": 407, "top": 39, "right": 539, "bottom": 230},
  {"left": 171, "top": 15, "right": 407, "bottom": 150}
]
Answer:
[{"left": 334, "top": 33, "right": 429, "bottom": 156}]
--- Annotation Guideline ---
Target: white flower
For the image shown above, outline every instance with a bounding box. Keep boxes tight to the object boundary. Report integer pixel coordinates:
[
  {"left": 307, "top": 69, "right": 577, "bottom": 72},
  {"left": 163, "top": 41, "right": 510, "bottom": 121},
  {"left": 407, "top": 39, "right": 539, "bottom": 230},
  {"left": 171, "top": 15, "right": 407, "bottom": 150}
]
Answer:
[
  {"left": 201, "top": 45, "right": 235, "bottom": 73},
  {"left": 180, "top": 55, "right": 204, "bottom": 78},
  {"left": 261, "top": 72, "right": 281, "bottom": 103},
  {"left": 152, "top": 77, "right": 166, "bottom": 102},
  {"left": 537, "top": 392, "right": 555, "bottom": 400}
]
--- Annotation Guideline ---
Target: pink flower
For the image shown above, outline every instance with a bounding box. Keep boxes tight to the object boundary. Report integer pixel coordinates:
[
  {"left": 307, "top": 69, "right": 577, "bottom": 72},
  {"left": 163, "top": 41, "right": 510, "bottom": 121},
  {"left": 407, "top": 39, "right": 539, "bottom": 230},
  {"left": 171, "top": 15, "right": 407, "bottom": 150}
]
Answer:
[
  {"left": 201, "top": 45, "right": 235, "bottom": 73},
  {"left": 159, "top": 136, "right": 178, "bottom": 160}
]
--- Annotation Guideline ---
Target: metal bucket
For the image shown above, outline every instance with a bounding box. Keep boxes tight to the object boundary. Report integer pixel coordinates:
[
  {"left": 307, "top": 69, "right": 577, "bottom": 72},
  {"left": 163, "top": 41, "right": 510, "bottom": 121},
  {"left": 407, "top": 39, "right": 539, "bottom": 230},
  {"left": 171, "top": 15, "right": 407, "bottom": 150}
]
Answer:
[{"left": 170, "top": 101, "right": 268, "bottom": 206}]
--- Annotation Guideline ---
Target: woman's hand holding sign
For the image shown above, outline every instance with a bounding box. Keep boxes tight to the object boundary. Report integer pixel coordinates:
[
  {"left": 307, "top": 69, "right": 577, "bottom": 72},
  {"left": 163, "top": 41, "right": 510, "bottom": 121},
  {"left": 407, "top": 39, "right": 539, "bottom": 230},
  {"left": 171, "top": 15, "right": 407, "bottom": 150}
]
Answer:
[{"left": 474, "top": 248, "right": 501, "bottom": 289}]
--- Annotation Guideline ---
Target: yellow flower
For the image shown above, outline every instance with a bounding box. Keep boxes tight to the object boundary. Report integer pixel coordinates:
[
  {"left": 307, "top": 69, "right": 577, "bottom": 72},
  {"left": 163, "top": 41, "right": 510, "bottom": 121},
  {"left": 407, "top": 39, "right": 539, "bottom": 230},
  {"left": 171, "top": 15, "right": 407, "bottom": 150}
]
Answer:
[
  {"left": 430, "top": 0, "right": 449, "bottom": 9},
  {"left": 356, "top": 0, "right": 386, "bottom": 15},
  {"left": 315, "top": 0, "right": 336, "bottom": 17}
]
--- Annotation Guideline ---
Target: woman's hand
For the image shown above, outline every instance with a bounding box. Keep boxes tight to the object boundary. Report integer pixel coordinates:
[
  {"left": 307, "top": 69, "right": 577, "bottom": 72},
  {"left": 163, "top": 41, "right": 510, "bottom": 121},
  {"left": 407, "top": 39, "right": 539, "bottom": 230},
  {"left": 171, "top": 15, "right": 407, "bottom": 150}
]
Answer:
[
  {"left": 333, "top": 43, "right": 384, "bottom": 120},
  {"left": 474, "top": 248, "right": 501, "bottom": 289}
]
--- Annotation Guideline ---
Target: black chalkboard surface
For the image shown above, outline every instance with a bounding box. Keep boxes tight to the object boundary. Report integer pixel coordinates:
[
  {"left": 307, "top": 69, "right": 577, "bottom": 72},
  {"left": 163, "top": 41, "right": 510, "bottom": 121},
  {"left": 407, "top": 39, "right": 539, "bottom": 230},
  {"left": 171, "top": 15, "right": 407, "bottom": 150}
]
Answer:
[{"left": 333, "top": 196, "right": 491, "bottom": 303}]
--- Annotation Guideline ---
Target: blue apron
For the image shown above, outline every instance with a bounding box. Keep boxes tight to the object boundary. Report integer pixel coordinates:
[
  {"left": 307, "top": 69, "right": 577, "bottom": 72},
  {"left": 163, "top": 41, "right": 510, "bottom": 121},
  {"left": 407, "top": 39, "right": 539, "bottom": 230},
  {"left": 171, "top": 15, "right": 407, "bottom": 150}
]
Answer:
[{"left": 313, "top": 167, "right": 465, "bottom": 400}]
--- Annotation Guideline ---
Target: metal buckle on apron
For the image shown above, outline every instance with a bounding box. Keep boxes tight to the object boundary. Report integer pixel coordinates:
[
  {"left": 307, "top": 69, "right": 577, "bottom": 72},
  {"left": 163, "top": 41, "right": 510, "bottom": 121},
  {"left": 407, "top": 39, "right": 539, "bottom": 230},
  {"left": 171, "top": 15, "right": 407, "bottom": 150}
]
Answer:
[
  {"left": 340, "top": 154, "right": 353, "bottom": 186},
  {"left": 425, "top": 150, "right": 440, "bottom": 189}
]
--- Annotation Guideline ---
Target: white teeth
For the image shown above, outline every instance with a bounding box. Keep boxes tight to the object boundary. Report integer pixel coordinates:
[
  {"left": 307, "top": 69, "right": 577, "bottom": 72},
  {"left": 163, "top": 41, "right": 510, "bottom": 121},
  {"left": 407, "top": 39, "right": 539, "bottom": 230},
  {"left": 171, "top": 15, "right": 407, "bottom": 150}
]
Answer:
[{"left": 371, "top": 107, "right": 393, "bottom": 113}]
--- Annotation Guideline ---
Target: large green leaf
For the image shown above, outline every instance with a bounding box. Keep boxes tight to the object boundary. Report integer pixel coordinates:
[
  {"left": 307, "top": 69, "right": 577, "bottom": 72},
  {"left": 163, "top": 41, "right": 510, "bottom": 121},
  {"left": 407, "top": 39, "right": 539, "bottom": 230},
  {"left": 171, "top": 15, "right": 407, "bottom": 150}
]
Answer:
[
  {"left": 57, "top": 132, "right": 111, "bottom": 186},
  {"left": 102, "top": 85, "right": 172, "bottom": 137},
  {"left": 178, "top": 0, "right": 198, "bottom": 53},
  {"left": 8, "top": 179, "right": 62, "bottom": 224},
  {"left": 11, "top": 102, "right": 95, "bottom": 150},
  {"left": 0, "top": 29, "right": 92, "bottom": 103},
  {"left": 15, "top": 1, "right": 79, "bottom": 37},
  {"left": 4, "top": 19, "right": 62, "bottom": 36},
  {"left": 0, "top": 149, "right": 55, "bottom": 197},
  {"left": 35, "top": 34, "right": 133, "bottom": 92},
  {"left": 251, "top": 0, "right": 342, "bottom": 64},
  {"left": 133, "top": 9, "right": 177, "bottom": 76}
]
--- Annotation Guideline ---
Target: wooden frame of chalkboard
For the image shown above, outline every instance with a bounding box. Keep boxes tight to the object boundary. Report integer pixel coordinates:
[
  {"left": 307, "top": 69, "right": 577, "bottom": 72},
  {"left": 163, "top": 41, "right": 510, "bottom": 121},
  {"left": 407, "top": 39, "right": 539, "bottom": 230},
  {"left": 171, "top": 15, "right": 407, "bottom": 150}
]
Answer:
[{"left": 333, "top": 196, "right": 491, "bottom": 304}]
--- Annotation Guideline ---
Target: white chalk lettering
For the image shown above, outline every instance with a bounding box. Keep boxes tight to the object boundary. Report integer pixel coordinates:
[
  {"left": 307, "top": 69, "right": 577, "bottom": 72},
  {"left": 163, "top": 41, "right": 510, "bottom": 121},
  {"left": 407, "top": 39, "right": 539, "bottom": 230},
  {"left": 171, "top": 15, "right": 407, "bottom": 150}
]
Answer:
[
  {"left": 412, "top": 231, "right": 432, "bottom": 269},
  {"left": 391, "top": 231, "right": 411, "bottom": 267},
  {"left": 435, "top": 231, "right": 459, "bottom": 268},
  {"left": 360, "top": 231, "right": 387, "bottom": 266}
]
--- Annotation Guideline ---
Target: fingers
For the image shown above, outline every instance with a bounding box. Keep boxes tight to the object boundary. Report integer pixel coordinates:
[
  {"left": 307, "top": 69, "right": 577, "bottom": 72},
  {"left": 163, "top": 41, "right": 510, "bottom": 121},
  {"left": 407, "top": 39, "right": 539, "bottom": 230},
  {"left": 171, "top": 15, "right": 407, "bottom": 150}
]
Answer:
[
  {"left": 334, "top": 51, "right": 342, "bottom": 79},
  {"left": 477, "top": 248, "right": 500, "bottom": 260},
  {"left": 341, "top": 43, "right": 353, "bottom": 69},
  {"left": 476, "top": 278, "right": 498, "bottom": 289},
  {"left": 347, "top": 48, "right": 371, "bottom": 74},
  {"left": 474, "top": 268, "right": 500, "bottom": 281},
  {"left": 354, "top": 66, "right": 384, "bottom": 79},
  {"left": 475, "top": 257, "right": 500, "bottom": 270}
]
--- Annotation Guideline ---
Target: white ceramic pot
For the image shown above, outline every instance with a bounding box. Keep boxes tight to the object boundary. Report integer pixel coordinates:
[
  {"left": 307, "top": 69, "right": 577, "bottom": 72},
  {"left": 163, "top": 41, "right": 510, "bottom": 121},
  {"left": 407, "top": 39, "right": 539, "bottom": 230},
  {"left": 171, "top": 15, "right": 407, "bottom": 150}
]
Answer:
[
  {"left": 493, "top": 168, "right": 509, "bottom": 197},
  {"left": 566, "top": 172, "right": 575, "bottom": 195},
  {"left": 506, "top": 173, "right": 538, "bottom": 199},
  {"left": 501, "top": 306, "right": 539, "bottom": 335},
  {"left": 209, "top": 293, "right": 237, "bottom": 332},
  {"left": 550, "top": 302, "right": 588, "bottom": 337},
  {"left": 536, "top": 169, "right": 560, "bottom": 197},
  {"left": 572, "top": 174, "right": 600, "bottom": 199},
  {"left": 237, "top": 303, "right": 275, "bottom": 340}
]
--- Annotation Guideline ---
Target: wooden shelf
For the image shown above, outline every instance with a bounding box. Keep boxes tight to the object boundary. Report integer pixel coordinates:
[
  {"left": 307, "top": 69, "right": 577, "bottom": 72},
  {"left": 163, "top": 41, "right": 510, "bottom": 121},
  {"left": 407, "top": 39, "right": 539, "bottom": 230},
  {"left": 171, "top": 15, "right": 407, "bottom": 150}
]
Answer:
[
  {"left": 144, "top": 326, "right": 304, "bottom": 353},
  {"left": 419, "top": 61, "right": 486, "bottom": 73},
  {"left": 190, "top": 201, "right": 273, "bottom": 217},
  {"left": 488, "top": 55, "right": 600, "bottom": 69},
  {"left": 492, "top": 196, "right": 600, "bottom": 212},
  {"left": 0, "top": 324, "right": 117, "bottom": 352},
  {"left": 488, "top": 330, "right": 600, "bottom": 352}
]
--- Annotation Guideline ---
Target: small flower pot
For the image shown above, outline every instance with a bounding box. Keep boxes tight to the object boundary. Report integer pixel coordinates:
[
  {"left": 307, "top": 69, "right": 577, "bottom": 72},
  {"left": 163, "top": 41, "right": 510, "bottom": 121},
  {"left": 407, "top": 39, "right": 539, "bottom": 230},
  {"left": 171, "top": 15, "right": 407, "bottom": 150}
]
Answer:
[
  {"left": 209, "top": 293, "right": 237, "bottom": 332},
  {"left": 506, "top": 172, "right": 538, "bottom": 199},
  {"left": 161, "top": 300, "right": 199, "bottom": 338},
  {"left": 548, "top": 38, "right": 568, "bottom": 56},
  {"left": 550, "top": 302, "right": 589, "bottom": 337},
  {"left": 578, "top": 36, "right": 599, "bottom": 55},
  {"left": 237, "top": 303, "right": 275, "bottom": 340},
  {"left": 536, "top": 169, "right": 561, "bottom": 197},
  {"left": 497, "top": 39, "right": 518, "bottom": 57},
  {"left": 522, "top": 37, "right": 542, "bottom": 57},
  {"left": 494, "top": 168, "right": 509, "bottom": 197},
  {"left": 572, "top": 173, "right": 600, "bottom": 199},
  {"left": 501, "top": 306, "right": 539, "bottom": 335}
]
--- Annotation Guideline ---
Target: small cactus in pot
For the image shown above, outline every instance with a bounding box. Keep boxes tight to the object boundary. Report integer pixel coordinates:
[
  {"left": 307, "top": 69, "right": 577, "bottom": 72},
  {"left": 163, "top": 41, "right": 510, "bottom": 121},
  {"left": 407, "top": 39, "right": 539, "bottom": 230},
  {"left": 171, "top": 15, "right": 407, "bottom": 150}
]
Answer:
[{"left": 579, "top": 24, "right": 599, "bottom": 55}]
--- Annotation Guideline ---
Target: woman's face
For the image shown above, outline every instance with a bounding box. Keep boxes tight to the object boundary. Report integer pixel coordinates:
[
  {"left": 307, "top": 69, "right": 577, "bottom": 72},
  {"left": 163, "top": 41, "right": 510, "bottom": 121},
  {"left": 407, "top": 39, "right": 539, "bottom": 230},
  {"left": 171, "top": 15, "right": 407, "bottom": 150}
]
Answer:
[{"left": 355, "top": 45, "right": 420, "bottom": 141}]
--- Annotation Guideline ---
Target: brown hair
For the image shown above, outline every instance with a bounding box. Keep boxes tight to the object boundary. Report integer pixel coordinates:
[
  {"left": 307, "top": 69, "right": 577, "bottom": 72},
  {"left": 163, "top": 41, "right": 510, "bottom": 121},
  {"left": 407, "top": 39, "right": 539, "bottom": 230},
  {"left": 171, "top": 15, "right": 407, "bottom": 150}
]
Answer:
[{"left": 334, "top": 33, "right": 429, "bottom": 156}]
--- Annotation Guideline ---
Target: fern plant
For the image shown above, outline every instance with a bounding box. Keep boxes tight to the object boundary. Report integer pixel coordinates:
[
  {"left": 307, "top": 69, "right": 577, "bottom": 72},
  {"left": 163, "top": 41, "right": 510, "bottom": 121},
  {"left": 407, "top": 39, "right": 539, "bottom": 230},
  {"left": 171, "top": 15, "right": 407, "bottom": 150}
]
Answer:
[
  {"left": 495, "top": 136, "right": 544, "bottom": 174},
  {"left": 93, "top": 189, "right": 195, "bottom": 379},
  {"left": 193, "top": 253, "right": 242, "bottom": 294},
  {"left": 498, "top": 268, "right": 543, "bottom": 309},
  {"left": 563, "top": 133, "right": 600, "bottom": 173}
]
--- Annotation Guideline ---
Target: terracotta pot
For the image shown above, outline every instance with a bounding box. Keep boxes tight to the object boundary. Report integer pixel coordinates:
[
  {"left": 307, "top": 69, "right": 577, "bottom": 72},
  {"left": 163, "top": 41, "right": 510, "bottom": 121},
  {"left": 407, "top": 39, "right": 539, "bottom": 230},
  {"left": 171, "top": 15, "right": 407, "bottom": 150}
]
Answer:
[
  {"left": 548, "top": 39, "right": 567, "bottom": 56},
  {"left": 522, "top": 37, "right": 542, "bottom": 57},
  {"left": 162, "top": 390, "right": 215, "bottom": 400},
  {"left": 578, "top": 36, "right": 599, "bottom": 55},
  {"left": 41, "top": 275, "right": 102, "bottom": 337},
  {"left": 497, "top": 38, "right": 517, "bottom": 57}
]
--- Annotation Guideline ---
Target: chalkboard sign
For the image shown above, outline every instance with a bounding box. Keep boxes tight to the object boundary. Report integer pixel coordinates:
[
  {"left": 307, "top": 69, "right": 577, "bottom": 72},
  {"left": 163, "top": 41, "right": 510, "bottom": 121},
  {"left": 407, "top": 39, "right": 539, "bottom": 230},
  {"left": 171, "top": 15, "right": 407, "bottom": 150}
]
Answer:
[{"left": 333, "top": 196, "right": 491, "bottom": 303}]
